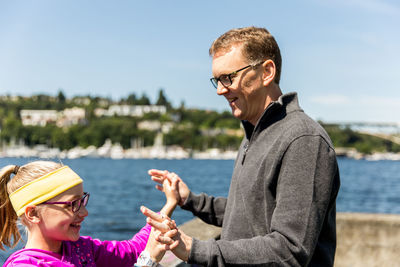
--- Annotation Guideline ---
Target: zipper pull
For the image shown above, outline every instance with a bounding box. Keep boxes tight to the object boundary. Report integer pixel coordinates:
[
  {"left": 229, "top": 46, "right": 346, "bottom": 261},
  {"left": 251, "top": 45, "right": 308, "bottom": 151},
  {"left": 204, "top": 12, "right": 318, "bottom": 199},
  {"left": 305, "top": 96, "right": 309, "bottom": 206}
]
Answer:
[{"left": 242, "top": 143, "right": 249, "bottom": 164}]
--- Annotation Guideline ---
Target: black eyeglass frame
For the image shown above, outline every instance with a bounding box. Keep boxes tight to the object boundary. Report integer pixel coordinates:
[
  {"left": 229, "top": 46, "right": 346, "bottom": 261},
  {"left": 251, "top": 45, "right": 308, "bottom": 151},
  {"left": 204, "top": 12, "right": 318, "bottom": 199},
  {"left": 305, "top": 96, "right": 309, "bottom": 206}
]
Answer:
[
  {"left": 41, "top": 192, "right": 90, "bottom": 213},
  {"left": 210, "top": 61, "right": 263, "bottom": 89}
]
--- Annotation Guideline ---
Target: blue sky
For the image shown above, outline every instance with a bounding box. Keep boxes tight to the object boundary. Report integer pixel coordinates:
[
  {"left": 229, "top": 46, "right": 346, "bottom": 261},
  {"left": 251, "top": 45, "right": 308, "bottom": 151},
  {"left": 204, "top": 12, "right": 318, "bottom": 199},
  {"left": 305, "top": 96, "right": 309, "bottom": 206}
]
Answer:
[{"left": 1, "top": 0, "right": 399, "bottom": 123}]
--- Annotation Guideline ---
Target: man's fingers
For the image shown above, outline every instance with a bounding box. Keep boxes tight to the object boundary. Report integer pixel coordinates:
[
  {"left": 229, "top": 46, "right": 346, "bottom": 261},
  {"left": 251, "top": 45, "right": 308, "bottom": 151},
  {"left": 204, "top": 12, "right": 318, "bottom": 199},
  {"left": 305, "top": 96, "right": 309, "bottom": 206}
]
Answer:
[
  {"left": 171, "top": 178, "right": 179, "bottom": 191},
  {"left": 168, "top": 240, "right": 180, "bottom": 250},
  {"left": 155, "top": 230, "right": 177, "bottom": 244},
  {"left": 166, "top": 173, "right": 183, "bottom": 187},
  {"left": 155, "top": 232, "right": 180, "bottom": 250},
  {"left": 164, "top": 229, "right": 178, "bottom": 238}
]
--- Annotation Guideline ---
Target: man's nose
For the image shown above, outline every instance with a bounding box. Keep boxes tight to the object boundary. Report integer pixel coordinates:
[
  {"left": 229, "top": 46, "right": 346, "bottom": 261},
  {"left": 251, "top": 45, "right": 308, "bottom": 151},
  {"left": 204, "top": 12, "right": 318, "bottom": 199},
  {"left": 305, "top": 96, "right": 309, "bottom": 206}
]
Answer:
[{"left": 217, "top": 82, "right": 229, "bottom": 95}]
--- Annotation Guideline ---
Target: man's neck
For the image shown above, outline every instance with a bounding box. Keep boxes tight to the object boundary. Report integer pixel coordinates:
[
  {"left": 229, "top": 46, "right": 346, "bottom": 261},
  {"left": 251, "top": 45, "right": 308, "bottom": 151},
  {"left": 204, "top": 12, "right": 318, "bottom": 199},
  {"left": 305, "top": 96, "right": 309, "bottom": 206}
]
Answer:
[{"left": 248, "top": 84, "right": 282, "bottom": 126}]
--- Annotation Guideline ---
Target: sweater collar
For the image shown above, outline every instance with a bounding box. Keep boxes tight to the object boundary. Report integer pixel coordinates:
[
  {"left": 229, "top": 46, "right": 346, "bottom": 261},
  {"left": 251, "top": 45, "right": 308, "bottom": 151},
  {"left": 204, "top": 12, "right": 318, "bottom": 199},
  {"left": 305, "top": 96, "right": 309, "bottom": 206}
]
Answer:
[{"left": 242, "top": 92, "right": 301, "bottom": 139}]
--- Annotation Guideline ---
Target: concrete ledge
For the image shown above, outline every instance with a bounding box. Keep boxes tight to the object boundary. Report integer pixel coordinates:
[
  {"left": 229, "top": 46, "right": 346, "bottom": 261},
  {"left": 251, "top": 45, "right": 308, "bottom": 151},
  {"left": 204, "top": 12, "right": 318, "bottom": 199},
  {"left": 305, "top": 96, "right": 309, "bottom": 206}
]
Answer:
[
  {"left": 335, "top": 212, "right": 400, "bottom": 267},
  {"left": 160, "top": 213, "right": 400, "bottom": 266}
]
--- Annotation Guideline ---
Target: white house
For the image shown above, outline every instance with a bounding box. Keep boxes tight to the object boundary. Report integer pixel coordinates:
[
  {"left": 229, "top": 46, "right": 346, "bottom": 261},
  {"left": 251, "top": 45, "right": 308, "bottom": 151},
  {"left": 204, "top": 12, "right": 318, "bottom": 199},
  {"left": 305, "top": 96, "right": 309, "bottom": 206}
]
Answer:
[
  {"left": 95, "top": 105, "right": 167, "bottom": 117},
  {"left": 20, "top": 110, "right": 58, "bottom": 126},
  {"left": 56, "top": 107, "right": 86, "bottom": 127},
  {"left": 20, "top": 107, "right": 86, "bottom": 127}
]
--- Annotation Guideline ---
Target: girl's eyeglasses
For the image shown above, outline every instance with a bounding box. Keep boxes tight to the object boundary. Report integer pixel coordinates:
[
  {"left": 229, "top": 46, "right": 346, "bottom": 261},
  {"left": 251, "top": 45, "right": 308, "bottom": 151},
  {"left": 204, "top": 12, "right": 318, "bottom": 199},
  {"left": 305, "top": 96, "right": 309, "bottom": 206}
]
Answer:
[{"left": 41, "top": 192, "right": 90, "bottom": 213}]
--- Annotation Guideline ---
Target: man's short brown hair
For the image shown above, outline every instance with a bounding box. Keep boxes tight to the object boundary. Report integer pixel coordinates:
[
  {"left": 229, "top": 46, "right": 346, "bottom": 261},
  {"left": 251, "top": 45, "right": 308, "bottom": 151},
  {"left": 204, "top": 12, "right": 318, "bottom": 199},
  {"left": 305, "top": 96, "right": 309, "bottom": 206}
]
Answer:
[{"left": 209, "top": 26, "right": 282, "bottom": 84}]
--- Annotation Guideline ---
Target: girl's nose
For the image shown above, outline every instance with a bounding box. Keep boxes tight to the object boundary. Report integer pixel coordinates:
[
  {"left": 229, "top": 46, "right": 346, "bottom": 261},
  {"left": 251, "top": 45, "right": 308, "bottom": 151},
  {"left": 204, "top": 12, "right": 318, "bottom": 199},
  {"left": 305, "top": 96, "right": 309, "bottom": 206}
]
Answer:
[{"left": 78, "top": 205, "right": 89, "bottom": 217}]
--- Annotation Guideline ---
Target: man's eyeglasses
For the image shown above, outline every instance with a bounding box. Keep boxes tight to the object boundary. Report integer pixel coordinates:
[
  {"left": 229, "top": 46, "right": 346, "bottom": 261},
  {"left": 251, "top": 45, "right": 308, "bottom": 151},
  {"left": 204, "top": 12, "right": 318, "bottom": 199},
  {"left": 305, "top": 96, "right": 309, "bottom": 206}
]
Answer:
[
  {"left": 210, "top": 62, "right": 262, "bottom": 89},
  {"left": 42, "top": 192, "right": 90, "bottom": 213}
]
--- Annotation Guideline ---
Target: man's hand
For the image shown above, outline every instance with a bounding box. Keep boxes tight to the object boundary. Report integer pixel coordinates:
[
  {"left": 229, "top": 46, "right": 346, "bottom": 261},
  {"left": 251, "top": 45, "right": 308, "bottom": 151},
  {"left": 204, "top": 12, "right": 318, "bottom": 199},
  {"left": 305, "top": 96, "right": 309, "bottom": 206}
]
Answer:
[
  {"left": 148, "top": 169, "right": 190, "bottom": 206},
  {"left": 141, "top": 206, "right": 192, "bottom": 262},
  {"left": 146, "top": 228, "right": 179, "bottom": 263},
  {"left": 141, "top": 206, "right": 179, "bottom": 262}
]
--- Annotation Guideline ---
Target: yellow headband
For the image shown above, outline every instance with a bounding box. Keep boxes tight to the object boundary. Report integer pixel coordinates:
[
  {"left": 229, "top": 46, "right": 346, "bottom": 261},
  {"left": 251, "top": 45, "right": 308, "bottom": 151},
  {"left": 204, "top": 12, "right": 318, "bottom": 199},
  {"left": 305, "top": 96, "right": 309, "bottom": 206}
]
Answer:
[{"left": 9, "top": 166, "right": 83, "bottom": 216}]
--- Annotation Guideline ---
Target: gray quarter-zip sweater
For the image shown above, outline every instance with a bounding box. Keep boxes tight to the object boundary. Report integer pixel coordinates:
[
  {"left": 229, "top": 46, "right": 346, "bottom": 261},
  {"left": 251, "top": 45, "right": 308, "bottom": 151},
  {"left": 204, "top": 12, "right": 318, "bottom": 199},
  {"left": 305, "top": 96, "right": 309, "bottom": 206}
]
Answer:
[{"left": 182, "top": 92, "right": 340, "bottom": 266}]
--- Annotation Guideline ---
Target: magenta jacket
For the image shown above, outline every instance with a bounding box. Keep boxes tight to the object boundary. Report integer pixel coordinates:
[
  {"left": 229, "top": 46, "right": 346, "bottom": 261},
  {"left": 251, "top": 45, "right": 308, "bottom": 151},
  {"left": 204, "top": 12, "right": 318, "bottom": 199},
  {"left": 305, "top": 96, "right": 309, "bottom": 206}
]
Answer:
[{"left": 3, "top": 224, "right": 151, "bottom": 267}]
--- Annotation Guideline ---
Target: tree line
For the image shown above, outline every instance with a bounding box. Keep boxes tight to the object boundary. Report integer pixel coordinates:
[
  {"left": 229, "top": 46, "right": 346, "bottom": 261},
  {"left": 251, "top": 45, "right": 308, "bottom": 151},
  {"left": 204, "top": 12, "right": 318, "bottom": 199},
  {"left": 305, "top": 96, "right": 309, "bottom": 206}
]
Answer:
[
  {"left": 1, "top": 90, "right": 399, "bottom": 154},
  {"left": 0, "top": 90, "right": 242, "bottom": 151}
]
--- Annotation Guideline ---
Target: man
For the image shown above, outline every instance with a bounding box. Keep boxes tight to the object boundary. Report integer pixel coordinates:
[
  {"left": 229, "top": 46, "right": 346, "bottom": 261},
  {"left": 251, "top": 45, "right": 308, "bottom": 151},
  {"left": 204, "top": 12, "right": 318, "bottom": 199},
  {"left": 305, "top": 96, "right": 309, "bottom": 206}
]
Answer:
[{"left": 146, "top": 26, "right": 340, "bottom": 266}]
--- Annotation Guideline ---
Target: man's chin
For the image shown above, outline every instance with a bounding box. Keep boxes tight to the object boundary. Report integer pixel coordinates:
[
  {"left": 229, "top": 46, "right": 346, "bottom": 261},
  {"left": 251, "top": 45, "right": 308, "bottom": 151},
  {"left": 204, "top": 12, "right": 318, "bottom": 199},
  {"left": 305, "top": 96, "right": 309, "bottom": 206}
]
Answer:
[{"left": 230, "top": 107, "right": 242, "bottom": 119}]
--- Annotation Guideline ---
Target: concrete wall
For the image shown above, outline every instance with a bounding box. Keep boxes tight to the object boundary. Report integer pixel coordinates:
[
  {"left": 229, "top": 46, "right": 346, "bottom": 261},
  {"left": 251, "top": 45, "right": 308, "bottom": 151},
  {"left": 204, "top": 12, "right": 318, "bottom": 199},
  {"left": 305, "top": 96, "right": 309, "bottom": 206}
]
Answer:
[
  {"left": 335, "top": 212, "right": 400, "bottom": 267},
  {"left": 160, "top": 212, "right": 400, "bottom": 266}
]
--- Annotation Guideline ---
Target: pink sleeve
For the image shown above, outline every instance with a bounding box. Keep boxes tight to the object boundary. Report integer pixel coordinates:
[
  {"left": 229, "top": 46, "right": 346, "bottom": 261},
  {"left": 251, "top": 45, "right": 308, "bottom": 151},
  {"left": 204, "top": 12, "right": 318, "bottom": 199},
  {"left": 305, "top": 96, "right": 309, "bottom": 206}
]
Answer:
[{"left": 90, "top": 223, "right": 151, "bottom": 267}]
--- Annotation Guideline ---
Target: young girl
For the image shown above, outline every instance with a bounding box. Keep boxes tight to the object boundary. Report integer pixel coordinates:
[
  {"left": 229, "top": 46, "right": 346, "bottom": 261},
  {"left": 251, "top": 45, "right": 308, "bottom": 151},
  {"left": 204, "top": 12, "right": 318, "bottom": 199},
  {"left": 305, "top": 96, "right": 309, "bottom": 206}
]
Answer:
[{"left": 0, "top": 161, "right": 178, "bottom": 267}]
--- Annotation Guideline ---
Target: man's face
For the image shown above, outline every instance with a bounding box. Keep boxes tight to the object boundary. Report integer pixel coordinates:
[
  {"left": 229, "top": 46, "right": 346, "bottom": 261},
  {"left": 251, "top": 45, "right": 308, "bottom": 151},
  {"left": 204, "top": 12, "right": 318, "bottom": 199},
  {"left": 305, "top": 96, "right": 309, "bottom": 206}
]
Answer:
[{"left": 211, "top": 45, "right": 267, "bottom": 125}]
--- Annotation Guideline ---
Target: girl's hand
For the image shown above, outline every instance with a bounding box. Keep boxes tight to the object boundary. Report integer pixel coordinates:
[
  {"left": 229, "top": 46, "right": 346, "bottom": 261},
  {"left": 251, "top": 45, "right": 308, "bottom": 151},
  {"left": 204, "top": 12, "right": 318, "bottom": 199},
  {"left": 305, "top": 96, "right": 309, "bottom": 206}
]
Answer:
[
  {"left": 162, "top": 173, "right": 179, "bottom": 208},
  {"left": 141, "top": 206, "right": 177, "bottom": 232},
  {"left": 149, "top": 169, "right": 190, "bottom": 206}
]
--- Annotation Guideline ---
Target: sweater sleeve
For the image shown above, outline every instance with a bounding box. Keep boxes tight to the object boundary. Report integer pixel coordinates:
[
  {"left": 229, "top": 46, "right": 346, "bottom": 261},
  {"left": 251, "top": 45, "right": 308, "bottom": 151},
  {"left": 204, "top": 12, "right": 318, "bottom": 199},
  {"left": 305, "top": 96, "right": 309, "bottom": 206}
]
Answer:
[
  {"left": 181, "top": 191, "right": 227, "bottom": 227},
  {"left": 91, "top": 223, "right": 151, "bottom": 267},
  {"left": 188, "top": 135, "right": 339, "bottom": 266}
]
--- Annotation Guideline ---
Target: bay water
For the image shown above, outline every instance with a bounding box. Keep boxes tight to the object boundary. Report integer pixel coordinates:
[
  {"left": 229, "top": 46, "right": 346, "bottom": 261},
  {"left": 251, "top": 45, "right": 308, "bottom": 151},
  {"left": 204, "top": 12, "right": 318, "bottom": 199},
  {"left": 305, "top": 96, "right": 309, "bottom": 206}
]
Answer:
[{"left": 1, "top": 157, "right": 399, "bottom": 263}]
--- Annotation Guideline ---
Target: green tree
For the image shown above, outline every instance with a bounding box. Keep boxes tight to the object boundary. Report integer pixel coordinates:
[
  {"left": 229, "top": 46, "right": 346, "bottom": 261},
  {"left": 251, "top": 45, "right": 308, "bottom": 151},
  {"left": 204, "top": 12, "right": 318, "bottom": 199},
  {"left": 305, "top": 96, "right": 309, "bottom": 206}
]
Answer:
[
  {"left": 56, "top": 90, "right": 66, "bottom": 110},
  {"left": 155, "top": 88, "right": 172, "bottom": 109},
  {"left": 137, "top": 93, "right": 151, "bottom": 105},
  {"left": 126, "top": 93, "right": 137, "bottom": 105}
]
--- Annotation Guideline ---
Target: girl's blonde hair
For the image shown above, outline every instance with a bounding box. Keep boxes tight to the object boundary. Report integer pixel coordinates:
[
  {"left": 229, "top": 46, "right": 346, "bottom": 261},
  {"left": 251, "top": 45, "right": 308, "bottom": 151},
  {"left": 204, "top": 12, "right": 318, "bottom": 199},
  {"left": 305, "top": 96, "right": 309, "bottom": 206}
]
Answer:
[{"left": 0, "top": 161, "right": 62, "bottom": 250}]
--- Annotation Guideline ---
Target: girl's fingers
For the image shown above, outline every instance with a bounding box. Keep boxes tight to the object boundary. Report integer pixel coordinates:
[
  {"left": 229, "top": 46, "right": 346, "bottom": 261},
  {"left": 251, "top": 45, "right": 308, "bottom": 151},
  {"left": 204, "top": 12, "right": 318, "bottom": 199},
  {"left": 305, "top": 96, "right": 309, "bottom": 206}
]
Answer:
[
  {"left": 151, "top": 176, "right": 164, "bottom": 184},
  {"left": 147, "top": 217, "right": 176, "bottom": 232},
  {"left": 155, "top": 184, "right": 163, "bottom": 192},
  {"left": 141, "top": 206, "right": 166, "bottom": 222},
  {"left": 148, "top": 169, "right": 164, "bottom": 175},
  {"left": 147, "top": 218, "right": 171, "bottom": 232},
  {"left": 165, "top": 219, "right": 177, "bottom": 230},
  {"left": 170, "top": 220, "right": 177, "bottom": 229},
  {"left": 148, "top": 169, "right": 168, "bottom": 178}
]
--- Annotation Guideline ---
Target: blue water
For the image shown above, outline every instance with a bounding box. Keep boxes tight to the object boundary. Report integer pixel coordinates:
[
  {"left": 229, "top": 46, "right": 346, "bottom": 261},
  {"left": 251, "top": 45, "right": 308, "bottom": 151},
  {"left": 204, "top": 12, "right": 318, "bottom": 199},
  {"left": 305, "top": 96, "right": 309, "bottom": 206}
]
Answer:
[{"left": 1, "top": 157, "right": 399, "bottom": 263}]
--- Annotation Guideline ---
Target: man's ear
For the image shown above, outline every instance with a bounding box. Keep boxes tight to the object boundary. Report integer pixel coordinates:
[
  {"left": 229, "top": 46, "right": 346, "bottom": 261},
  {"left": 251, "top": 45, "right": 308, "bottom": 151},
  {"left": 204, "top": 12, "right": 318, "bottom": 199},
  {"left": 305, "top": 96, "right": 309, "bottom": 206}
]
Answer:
[
  {"left": 262, "top": 59, "right": 276, "bottom": 87},
  {"left": 25, "top": 205, "right": 41, "bottom": 224}
]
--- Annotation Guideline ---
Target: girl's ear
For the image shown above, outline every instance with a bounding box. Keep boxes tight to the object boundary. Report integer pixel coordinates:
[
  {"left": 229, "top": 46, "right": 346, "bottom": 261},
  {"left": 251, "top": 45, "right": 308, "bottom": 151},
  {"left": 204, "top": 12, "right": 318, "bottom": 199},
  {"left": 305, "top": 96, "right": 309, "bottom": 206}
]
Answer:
[
  {"left": 262, "top": 59, "right": 276, "bottom": 87},
  {"left": 25, "top": 205, "right": 41, "bottom": 224}
]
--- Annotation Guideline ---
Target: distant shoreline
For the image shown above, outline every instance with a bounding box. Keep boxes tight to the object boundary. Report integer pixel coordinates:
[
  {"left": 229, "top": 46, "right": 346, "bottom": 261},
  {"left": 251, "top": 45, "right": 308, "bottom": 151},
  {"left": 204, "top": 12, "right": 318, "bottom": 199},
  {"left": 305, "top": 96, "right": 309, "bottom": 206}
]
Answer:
[
  {"left": 335, "top": 147, "right": 400, "bottom": 161},
  {"left": 0, "top": 141, "right": 238, "bottom": 160},
  {"left": 2, "top": 143, "right": 400, "bottom": 161}
]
